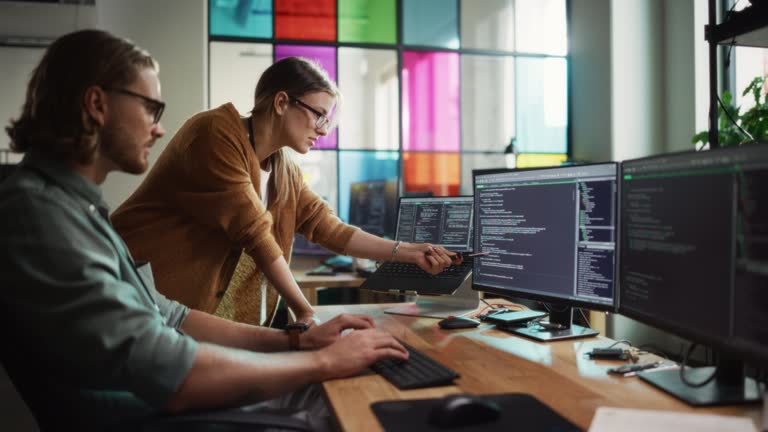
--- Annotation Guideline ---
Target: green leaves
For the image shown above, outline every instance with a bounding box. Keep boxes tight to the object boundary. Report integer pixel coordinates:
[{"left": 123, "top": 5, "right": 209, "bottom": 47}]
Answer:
[{"left": 692, "top": 75, "right": 768, "bottom": 147}]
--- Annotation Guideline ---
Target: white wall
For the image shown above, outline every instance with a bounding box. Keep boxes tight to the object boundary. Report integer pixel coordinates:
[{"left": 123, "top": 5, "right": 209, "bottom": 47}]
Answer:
[{"left": 97, "top": 0, "right": 207, "bottom": 209}]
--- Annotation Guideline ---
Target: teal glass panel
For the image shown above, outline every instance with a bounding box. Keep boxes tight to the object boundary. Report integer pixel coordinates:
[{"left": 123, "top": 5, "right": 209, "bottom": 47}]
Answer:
[
  {"left": 402, "top": 0, "right": 459, "bottom": 48},
  {"left": 210, "top": 0, "right": 272, "bottom": 38},
  {"left": 461, "top": 54, "right": 515, "bottom": 152},
  {"left": 339, "top": 0, "right": 396, "bottom": 44},
  {"left": 515, "top": 57, "right": 568, "bottom": 153},
  {"left": 338, "top": 47, "right": 399, "bottom": 150},
  {"left": 338, "top": 151, "right": 399, "bottom": 222}
]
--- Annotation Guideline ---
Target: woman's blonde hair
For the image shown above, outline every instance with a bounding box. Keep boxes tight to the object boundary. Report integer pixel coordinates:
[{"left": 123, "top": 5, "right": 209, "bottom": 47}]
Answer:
[{"left": 251, "top": 56, "right": 341, "bottom": 208}]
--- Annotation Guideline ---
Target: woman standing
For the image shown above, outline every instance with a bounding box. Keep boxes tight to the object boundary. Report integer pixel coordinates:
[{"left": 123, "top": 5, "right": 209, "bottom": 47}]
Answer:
[{"left": 111, "top": 57, "right": 456, "bottom": 327}]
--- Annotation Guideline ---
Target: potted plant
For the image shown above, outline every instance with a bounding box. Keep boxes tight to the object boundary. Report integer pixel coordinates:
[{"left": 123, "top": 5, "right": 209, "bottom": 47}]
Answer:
[{"left": 692, "top": 75, "right": 768, "bottom": 148}]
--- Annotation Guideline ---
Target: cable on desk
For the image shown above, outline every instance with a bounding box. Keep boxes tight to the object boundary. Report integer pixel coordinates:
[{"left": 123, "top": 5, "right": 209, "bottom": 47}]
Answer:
[
  {"left": 577, "top": 308, "right": 591, "bottom": 329},
  {"left": 679, "top": 343, "right": 717, "bottom": 388}
]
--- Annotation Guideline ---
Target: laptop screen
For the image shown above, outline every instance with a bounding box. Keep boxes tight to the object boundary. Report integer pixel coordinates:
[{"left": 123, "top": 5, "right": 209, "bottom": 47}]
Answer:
[{"left": 394, "top": 196, "right": 474, "bottom": 252}]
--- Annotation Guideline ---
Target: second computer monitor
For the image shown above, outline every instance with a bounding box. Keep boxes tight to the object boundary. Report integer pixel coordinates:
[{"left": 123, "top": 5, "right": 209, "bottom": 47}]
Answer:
[
  {"left": 472, "top": 163, "right": 619, "bottom": 340},
  {"left": 348, "top": 179, "right": 398, "bottom": 238},
  {"left": 394, "top": 196, "right": 474, "bottom": 252}
]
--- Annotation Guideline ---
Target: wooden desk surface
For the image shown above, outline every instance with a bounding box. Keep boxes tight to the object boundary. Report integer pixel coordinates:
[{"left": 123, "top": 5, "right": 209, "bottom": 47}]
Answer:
[
  {"left": 316, "top": 303, "right": 761, "bottom": 432},
  {"left": 291, "top": 255, "right": 366, "bottom": 290}
]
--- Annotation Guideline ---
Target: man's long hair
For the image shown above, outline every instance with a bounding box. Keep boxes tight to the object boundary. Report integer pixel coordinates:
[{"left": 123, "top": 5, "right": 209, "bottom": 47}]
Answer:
[{"left": 6, "top": 29, "right": 157, "bottom": 164}]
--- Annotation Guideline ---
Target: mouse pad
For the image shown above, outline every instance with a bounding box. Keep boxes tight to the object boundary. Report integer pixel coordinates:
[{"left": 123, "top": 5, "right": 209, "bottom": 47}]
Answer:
[{"left": 371, "top": 393, "right": 582, "bottom": 432}]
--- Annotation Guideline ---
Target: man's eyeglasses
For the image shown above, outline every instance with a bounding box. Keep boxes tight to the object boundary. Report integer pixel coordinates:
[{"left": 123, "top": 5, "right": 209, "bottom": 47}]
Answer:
[
  {"left": 289, "top": 96, "right": 330, "bottom": 130},
  {"left": 103, "top": 87, "right": 166, "bottom": 124}
]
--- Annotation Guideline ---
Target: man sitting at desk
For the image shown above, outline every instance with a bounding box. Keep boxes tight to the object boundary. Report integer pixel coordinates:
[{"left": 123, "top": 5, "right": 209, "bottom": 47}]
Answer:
[{"left": 0, "top": 29, "right": 407, "bottom": 431}]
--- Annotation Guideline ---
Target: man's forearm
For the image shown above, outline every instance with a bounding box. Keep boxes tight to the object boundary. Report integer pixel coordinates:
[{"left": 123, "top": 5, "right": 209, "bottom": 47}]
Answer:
[
  {"left": 166, "top": 343, "right": 329, "bottom": 413},
  {"left": 181, "top": 310, "right": 290, "bottom": 352}
]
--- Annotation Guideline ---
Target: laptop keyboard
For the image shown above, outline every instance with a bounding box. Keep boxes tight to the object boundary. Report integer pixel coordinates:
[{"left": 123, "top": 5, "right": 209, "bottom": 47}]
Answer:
[
  {"left": 375, "top": 257, "right": 473, "bottom": 279},
  {"left": 370, "top": 341, "right": 460, "bottom": 389}
]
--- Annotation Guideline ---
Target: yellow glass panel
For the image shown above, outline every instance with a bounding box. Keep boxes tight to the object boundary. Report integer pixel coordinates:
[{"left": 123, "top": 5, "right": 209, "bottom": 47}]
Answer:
[{"left": 515, "top": 153, "right": 567, "bottom": 168}]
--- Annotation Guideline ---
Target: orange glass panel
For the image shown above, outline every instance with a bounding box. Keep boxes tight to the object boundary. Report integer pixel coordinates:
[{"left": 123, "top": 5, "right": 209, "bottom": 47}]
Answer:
[
  {"left": 403, "top": 153, "right": 460, "bottom": 197},
  {"left": 275, "top": 0, "right": 336, "bottom": 41}
]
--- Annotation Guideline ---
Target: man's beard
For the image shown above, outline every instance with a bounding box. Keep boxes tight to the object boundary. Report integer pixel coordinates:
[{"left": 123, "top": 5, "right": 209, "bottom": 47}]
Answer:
[{"left": 99, "top": 123, "right": 149, "bottom": 175}]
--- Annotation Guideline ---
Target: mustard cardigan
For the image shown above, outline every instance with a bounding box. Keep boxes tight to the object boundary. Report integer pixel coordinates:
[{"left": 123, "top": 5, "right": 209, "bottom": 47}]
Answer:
[{"left": 112, "top": 103, "right": 358, "bottom": 325}]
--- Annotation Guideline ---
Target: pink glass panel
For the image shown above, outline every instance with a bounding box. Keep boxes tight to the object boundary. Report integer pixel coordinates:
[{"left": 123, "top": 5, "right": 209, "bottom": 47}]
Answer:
[
  {"left": 401, "top": 51, "right": 460, "bottom": 152},
  {"left": 275, "top": 45, "right": 338, "bottom": 149}
]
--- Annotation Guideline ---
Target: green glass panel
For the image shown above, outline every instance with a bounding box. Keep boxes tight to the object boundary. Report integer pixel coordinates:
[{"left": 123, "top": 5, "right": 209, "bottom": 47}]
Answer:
[{"left": 339, "top": 0, "right": 396, "bottom": 44}]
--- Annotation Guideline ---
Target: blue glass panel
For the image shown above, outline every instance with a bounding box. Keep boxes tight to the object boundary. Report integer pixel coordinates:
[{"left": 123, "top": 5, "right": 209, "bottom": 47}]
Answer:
[
  {"left": 515, "top": 57, "right": 568, "bottom": 153},
  {"left": 338, "top": 151, "right": 399, "bottom": 223},
  {"left": 402, "top": 0, "right": 459, "bottom": 48},
  {"left": 210, "top": 0, "right": 273, "bottom": 38}
]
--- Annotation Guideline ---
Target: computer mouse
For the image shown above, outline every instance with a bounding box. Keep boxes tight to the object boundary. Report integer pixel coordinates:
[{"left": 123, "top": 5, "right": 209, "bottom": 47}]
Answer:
[
  {"left": 427, "top": 394, "right": 501, "bottom": 428},
  {"left": 438, "top": 316, "right": 481, "bottom": 330}
]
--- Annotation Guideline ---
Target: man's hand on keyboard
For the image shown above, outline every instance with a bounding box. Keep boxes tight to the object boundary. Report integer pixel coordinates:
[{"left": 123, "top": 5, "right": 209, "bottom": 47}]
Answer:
[
  {"left": 316, "top": 329, "right": 409, "bottom": 379},
  {"left": 300, "top": 313, "right": 375, "bottom": 350}
]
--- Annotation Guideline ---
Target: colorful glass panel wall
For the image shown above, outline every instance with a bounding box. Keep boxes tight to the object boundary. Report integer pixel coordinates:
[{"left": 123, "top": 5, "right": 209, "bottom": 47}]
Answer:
[{"left": 209, "top": 1, "right": 569, "bottom": 222}]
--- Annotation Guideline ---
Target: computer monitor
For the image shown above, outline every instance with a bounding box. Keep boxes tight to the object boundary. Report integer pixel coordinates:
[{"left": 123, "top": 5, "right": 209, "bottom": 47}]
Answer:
[
  {"left": 348, "top": 179, "right": 398, "bottom": 238},
  {"left": 619, "top": 144, "right": 768, "bottom": 406},
  {"left": 382, "top": 195, "right": 478, "bottom": 317},
  {"left": 472, "top": 163, "right": 619, "bottom": 341},
  {"left": 292, "top": 233, "right": 334, "bottom": 256}
]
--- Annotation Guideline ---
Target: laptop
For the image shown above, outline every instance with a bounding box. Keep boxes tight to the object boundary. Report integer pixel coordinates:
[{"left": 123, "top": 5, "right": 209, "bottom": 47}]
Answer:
[{"left": 360, "top": 196, "right": 474, "bottom": 296}]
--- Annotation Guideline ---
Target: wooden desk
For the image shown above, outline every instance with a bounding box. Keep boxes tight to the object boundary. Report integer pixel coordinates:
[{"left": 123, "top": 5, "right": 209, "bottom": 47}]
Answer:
[
  {"left": 316, "top": 303, "right": 761, "bottom": 432},
  {"left": 291, "top": 256, "right": 366, "bottom": 304}
]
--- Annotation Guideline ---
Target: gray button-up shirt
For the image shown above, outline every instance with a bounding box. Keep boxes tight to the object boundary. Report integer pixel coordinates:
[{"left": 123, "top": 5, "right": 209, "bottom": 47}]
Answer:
[{"left": 0, "top": 152, "right": 198, "bottom": 429}]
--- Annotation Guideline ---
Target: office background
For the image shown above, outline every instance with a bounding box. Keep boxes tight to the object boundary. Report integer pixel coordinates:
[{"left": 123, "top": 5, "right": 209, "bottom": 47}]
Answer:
[{"left": 0, "top": 1, "right": 763, "bottom": 430}]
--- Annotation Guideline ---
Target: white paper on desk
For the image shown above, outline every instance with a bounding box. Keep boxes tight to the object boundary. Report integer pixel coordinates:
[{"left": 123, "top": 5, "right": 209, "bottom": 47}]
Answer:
[{"left": 588, "top": 407, "right": 757, "bottom": 432}]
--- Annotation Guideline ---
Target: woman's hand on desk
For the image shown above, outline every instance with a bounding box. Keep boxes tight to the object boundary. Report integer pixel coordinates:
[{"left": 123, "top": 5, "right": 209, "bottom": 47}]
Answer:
[
  {"left": 300, "top": 313, "right": 374, "bottom": 350},
  {"left": 315, "top": 329, "right": 408, "bottom": 379}
]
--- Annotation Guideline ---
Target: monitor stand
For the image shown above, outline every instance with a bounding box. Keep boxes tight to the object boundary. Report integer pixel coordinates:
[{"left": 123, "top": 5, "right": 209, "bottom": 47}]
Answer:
[
  {"left": 511, "top": 306, "right": 598, "bottom": 341},
  {"left": 637, "top": 356, "right": 762, "bottom": 406},
  {"left": 384, "top": 276, "right": 479, "bottom": 319}
]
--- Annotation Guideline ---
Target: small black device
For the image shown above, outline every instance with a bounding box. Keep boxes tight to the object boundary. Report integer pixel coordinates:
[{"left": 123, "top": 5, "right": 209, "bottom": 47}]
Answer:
[
  {"left": 438, "top": 316, "right": 480, "bottom": 329},
  {"left": 586, "top": 347, "right": 628, "bottom": 360},
  {"left": 427, "top": 394, "right": 501, "bottom": 428},
  {"left": 484, "top": 310, "right": 547, "bottom": 325}
]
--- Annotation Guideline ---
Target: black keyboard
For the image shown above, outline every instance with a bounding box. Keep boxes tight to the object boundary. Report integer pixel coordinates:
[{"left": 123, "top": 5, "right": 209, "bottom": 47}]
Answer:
[
  {"left": 375, "top": 257, "right": 474, "bottom": 279},
  {"left": 370, "top": 342, "right": 460, "bottom": 389}
]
